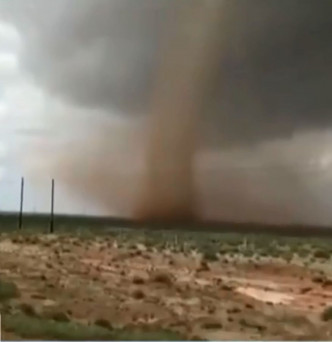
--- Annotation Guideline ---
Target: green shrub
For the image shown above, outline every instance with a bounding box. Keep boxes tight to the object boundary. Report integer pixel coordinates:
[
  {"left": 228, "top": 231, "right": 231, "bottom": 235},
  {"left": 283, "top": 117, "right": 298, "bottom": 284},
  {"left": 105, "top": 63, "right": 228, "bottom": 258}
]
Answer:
[
  {"left": 202, "top": 250, "right": 218, "bottom": 262},
  {"left": 19, "top": 303, "right": 37, "bottom": 317},
  {"left": 313, "top": 250, "right": 330, "bottom": 259},
  {"left": 0, "top": 279, "right": 19, "bottom": 302}
]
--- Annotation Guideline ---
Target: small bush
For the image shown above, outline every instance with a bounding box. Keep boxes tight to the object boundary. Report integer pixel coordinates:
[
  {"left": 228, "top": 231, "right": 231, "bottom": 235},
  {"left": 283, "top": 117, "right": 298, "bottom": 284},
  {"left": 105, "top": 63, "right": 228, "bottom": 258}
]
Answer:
[
  {"left": 95, "top": 318, "right": 113, "bottom": 330},
  {"left": 11, "top": 236, "right": 23, "bottom": 244},
  {"left": 312, "top": 275, "right": 325, "bottom": 284},
  {"left": 281, "top": 252, "right": 293, "bottom": 263},
  {"left": 132, "top": 276, "right": 145, "bottom": 285},
  {"left": 168, "top": 258, "right": 175, "bottom": 266},
  {"left": 198, "top": 260, "right": 210, "bottom": 272},
  {"left": 0, "top": 279, "right": 19, "bottom": 302},
  {"left": 239, "top": 319, "right": 265, "bottom": 332},
  {"left": 321, "top": 306, "right": 332, "bottom": 321},
  {"left": 313, "top": 250, "right": 330, "bottom": 259},
  {"left": 322, "top": 278, "right": 332, "bottom": 287},
  {"left": 201, "top": 321, "right": 222, "bottom": 330},
  {"left": 27, "top": 236, "right": 40, "bottom": 245},
  {"left": 227, "top": 307, "right": 241, "bottom": 314},
  {"left": 300, "top": 287, "right": 312, "bottom": 294},
  {"left": 221, "top": 284, "right": 233, "bottom": 291},
  {"left": 151, "top": 272, "right": 173, "bottom": 286},
  {"left": 19, "top": 303, "right": 37, "bottom": 317},
  {"left": 44, "top": 311, "right": 70, "bottom": 322},
  {"left": 132, "top": 289, "right": 145, "bottom": 300},
  {"left": 202, "top": 250, "right": 218, "bottom": 262}
]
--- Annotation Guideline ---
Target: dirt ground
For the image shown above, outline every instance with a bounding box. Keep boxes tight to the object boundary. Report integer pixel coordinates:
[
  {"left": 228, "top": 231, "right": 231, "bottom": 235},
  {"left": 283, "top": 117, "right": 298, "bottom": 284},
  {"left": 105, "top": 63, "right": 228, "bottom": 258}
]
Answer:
[{"left": 0, "top": 231, "right": 332, "bottom": 340}]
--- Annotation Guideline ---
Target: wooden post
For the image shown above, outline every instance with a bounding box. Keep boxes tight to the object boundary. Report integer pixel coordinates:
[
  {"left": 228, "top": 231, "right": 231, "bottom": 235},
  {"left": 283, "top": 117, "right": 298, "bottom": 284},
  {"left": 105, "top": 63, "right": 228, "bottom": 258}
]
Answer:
[
  {"left": 50, "top": 178, "right": 55, "bottom": 233},
  {"left": 18, "top": 177, "right": 24, "bottom": 229}
]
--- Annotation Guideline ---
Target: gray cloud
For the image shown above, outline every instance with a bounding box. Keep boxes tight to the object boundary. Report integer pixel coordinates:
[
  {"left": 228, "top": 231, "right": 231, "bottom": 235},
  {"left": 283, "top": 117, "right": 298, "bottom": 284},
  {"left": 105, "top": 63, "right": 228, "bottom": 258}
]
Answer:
[
  {"left": 1, "top": 0, "right": 331, "bottom": 147},
  {"left": 2, "top": 0, "right": 332, "bottom": 223}
]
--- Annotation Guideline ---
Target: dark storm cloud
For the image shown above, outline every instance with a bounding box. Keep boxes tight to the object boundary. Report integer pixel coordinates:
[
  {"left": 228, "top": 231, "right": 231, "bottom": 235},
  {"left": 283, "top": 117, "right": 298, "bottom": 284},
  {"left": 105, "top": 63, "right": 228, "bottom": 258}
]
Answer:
[
  {"left": 0, "top": 0, "right": 176, "bottom": 112},
  {"left": 1, "top": 0, "right": 332, "bottom": 146}
]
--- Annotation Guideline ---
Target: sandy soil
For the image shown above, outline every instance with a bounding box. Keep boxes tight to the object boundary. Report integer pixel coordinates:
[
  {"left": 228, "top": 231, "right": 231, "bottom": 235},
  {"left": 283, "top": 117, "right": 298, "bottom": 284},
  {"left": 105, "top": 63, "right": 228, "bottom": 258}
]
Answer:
[{"left": 0, "top": 234, "right": 332, "bottom": 340}]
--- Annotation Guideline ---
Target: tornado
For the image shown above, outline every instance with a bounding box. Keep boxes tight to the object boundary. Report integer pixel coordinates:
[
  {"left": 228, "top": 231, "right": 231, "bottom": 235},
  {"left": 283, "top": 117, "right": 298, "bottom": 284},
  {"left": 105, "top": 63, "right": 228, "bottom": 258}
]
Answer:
[{"left": 135, "top": 1, "right": 224, "bottom": 221}]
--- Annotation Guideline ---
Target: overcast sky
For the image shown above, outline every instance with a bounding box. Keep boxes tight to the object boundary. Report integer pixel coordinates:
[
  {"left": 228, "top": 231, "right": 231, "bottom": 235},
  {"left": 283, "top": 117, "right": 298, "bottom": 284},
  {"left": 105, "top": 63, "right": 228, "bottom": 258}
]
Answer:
[
  {"left": 1, "top": 0, "right": 332, "bottom": 224},
  {"left": 0, "top": 17, "right": 103, "bottom": 214}
]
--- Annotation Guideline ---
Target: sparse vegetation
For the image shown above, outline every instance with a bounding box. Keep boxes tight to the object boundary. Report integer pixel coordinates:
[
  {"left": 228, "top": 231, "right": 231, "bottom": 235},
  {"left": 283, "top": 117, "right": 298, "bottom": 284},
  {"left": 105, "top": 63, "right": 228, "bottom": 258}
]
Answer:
[
  {"left": 132, "top": 289, "right": 145, "bottom": 299},
  {"left": 1, "top": 218, "right": 332, "bottom": 340},
  {"left": 2, "top": 313, "right": 185, "bottom": 340},
  {"left": 321, "top": 306, "right": 332, "bottom": 321},
  {"left": 201, "top": 321, "right": 222, "bottom": 330},
  {"left": 312, "top": 275, "right": 325, "bottom": 284},
  {"left": 151, "top": 271, "right": 173, "bottom": 285},
  {"left": 221, "top": 284, "right": 233, "bottom": 291},
  {"left": 0, "top": 278, "right": 19, "bottom": 302},
  {"left": 94, "top": 318, "right": 113, "bottom": 330},
  {"left": 132, "top": 275, "right": 145, "bottom": 285},
  {"left": 198, "top": 260, "right": 210, "bottom": 272},
  {"left": 19, "top": 303, "right": 38, "bottom": 317},
  {"left": 313, "top": 250, "right": 330, "bottom": 259},
  {"left": 48, "top": 311, "right": 70, "bottom": 322},
  {"left": 202, "top": 250, "right": 218, "bottom": 262}
]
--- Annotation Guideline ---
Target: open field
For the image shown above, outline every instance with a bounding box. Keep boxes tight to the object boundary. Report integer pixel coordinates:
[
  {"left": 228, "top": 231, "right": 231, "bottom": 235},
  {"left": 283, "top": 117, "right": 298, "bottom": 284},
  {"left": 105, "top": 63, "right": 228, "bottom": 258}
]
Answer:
[
  {"left": 3, "top": 211, "right": 332, "bottom": 237},
  {"left": 0, "top": 219, "right": 332, "bottom": 340}
]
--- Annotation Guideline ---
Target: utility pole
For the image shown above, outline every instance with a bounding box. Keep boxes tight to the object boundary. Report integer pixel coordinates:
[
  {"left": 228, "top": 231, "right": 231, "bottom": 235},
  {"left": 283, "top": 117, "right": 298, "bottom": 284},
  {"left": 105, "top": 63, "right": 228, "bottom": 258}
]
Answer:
[
  {"left": 18, "top": 177, "right": 24, "bottom": 229},
  {"left": 50, "top": 178, "right": 55, "bottom": 233}
]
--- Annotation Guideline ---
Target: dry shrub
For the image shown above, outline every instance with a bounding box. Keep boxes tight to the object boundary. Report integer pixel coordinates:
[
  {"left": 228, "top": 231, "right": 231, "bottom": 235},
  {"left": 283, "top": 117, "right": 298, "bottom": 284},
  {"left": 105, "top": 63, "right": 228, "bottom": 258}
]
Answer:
[
  {"left": 132, "top": 275, "right": 145, "bottom": 285},
  {"left": 0, "top": 278, "right": 19, "bottom": 302},
  {"left": 197, "top": 260, "right": 210, "bottom": 272},
  {"left": 312, "top": 275, "right": 325, "bottom": 284},
  {"left": 132, "top": 289, "right": 145, "bottom": 300},
  {"left": 43, "top": 310, "right": 70, "bottom": 322},
  {"left": 201, "top": 319, "right": 222, "bottom": 330},
  {"left": 20, "top": 303, "right": 38, "bottom": 317},
  {"left": 95, "top": 318, "right": 113, "bottom": 330},
  {"left": 321, "top": 306, "right": 332, "bottom": 321},
  {"left": 313, "top": 250, "right": 330, "bottom": 259},
  {"left": 151, "top": 271, "right": 173, "bottom": 286}
]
